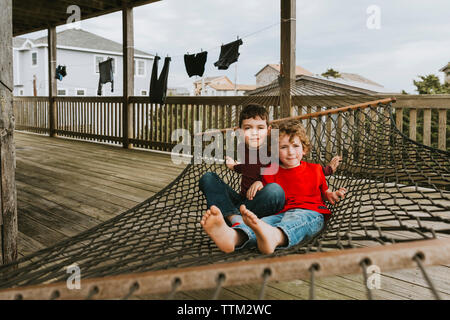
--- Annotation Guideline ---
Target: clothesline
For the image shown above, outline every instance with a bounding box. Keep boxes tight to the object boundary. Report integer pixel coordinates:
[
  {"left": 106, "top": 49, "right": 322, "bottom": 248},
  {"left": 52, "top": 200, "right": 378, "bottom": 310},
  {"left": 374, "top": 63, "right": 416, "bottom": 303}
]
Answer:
[{"left": 147, "top": 20, "right": 281, "bottom": 59}]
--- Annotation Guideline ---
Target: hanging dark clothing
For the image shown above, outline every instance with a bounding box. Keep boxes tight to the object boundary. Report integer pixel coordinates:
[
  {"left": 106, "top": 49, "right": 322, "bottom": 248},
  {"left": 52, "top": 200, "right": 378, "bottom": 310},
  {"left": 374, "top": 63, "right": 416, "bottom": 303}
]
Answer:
[
  {"left": 97, "top": 58, "right": 114, "bottom": 96},
  {"left": 184, "top": 51, "right": 208, "bottom": 77},
  {"left": 55, "top": 65, "right": 67, "bottom": 81},
  {"left": 214, "top": 39, "right": 243, "bottom": 70},
  {"left": 149, "top": 55, "right": 171, "bottom": 104}
]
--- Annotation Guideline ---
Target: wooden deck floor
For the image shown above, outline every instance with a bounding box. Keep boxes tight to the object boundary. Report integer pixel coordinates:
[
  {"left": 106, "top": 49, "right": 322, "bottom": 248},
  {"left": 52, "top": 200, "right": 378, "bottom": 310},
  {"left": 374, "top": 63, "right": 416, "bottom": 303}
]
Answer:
[{"left": 13, "top": 131, "right": 450, "bottom": 300}]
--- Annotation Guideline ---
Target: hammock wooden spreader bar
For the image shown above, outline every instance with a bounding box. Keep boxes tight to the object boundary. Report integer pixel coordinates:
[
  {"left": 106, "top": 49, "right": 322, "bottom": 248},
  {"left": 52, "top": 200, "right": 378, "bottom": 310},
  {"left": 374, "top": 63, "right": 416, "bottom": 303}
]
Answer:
[
  {"left": 0, "top": 238, "right": 448, "bottom": 300},
  {"left": 197, "top": 97, "right": 396, "bottom": 136}
]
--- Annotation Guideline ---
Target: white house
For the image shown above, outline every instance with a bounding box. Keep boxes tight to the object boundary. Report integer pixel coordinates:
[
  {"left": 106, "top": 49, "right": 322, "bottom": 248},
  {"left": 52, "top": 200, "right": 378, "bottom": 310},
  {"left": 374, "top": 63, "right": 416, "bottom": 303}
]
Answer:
[
  {"left": 13, "top": 28, "right": 154, "bottom": 97},
  {"left": 440, "top": 62, "right": 450, "bottom": 84},
  {"left": 193, "top": 76, "right": 257, "bottom": 96}
]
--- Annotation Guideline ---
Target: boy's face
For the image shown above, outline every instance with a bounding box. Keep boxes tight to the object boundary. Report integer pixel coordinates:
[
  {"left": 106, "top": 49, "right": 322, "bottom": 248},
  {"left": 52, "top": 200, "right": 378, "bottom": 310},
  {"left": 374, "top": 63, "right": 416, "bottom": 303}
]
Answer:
[
  {"left": 240, "top": 116, "right": 269, "bottom": 148},
  {"left": 278, "top": 134, "right": 306, "bottom": 168}
]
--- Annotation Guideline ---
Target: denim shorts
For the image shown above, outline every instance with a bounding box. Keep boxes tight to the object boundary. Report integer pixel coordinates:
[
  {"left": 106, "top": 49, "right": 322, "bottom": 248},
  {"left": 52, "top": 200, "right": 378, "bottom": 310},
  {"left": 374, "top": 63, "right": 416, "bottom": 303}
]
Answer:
[{"left": 231, "top": 208, "right": 324, "bottom": 250}]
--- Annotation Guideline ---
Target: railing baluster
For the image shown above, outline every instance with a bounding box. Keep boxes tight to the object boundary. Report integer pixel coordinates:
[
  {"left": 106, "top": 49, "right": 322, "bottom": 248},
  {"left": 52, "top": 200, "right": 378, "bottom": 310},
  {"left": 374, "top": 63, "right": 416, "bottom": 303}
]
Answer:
[
  {"left": 438, "top": 109, "right": 446, "bottom": 151},
  {"left": 423, "top": 108, "right": 431, "bottom": 146}
]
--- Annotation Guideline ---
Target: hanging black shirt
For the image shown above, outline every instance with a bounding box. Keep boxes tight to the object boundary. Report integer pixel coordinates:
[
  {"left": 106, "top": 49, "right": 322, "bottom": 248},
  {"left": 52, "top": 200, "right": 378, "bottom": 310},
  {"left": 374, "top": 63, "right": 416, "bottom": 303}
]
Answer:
[
  {"left": 184, "top": 51, "right": 208, "bottom": 77},
  {"left": 97, "top": 58, "right": 114, "bottom": 96},
  {"left": 214, "top": 39, "right": 243, "bottom": 70},
  {"left": 149, "top": 55, "right": 171, "bottom": 104}
]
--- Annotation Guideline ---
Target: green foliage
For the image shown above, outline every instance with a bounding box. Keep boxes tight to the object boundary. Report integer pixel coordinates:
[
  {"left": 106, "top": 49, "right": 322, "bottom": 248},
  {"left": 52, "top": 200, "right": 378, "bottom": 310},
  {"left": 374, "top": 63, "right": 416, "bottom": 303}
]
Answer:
[
  {"left": 413, "top": 74, "right": 450, "bottom": 94},
  {"left": 321, "top": 68, "right": 341, "bottom": 79}
]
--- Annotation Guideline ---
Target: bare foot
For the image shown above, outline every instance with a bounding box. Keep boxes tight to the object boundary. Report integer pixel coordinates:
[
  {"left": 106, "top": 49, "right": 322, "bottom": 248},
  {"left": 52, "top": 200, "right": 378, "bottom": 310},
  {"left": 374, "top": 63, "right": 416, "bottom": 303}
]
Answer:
[
  {"left": 201, "top": 206, "right": 242, "bottom": 253},
  {"left": 240, "top": 205, "right": 286, "bottom": 254}
]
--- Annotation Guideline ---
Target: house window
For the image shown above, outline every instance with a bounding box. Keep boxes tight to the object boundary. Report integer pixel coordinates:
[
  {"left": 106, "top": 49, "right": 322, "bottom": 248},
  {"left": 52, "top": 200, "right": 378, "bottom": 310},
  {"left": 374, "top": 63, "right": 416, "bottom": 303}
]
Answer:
[
  {"left": 141, "top": 90, "right": 148, "bottom": 96},
  {"left": 76, "top": 89, "right": 86, "bottom": 96},
  {"left": 95, "top": 56, "right": 104, "bottom": 73},
  {"left": 135, "top": 60, "right": 145, "bottom": 76},
  {"left": 57, "top": 89, "right": 67, "bottom": 96},
  {"left": 31, "top": 52, "right": 37, "bottom": 66},
  {"left": 19, "top": 89, "right": 24, "bottom": 96}
]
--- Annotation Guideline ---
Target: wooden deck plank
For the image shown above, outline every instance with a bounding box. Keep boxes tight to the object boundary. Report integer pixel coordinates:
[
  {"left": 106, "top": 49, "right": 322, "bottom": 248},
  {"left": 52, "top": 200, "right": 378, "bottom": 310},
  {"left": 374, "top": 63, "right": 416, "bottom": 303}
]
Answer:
[
  {"left": 17, "top": 143, "right": 182, "bottom": 194},
  {"left": 17, "top": 187, "right": 102, "bottom": 230}
]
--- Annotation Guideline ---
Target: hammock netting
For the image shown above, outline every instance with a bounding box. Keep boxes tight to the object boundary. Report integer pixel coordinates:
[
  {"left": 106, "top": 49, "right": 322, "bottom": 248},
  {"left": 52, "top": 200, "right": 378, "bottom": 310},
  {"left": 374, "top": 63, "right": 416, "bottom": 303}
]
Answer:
[{"left": 0, "top": 79, "right": 449, "bottom": 290}]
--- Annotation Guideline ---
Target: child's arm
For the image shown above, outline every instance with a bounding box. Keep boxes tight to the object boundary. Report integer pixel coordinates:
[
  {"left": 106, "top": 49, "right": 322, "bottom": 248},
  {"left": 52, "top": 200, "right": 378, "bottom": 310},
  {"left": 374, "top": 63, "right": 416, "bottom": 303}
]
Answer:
[
  {"left": 246, "top": 181, "right": 263, "bottom": 200},
  {"left": 225, "top": 156, "right": 241, "bottom": 171},
  {"left": 323, "top": 155, "right": 342, "bottom": 176},
  {"left": 323, "top": 188, "right": 347, "bottom": 205}
]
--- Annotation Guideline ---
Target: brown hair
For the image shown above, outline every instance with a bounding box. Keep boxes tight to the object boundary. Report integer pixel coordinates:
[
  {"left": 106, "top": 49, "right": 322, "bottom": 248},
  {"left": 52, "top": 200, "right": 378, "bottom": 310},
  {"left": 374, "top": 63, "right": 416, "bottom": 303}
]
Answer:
[
  {"left": 272, "top": 120, "right": 311, "bottom": 154},
  {"left": 239, "top": 103, "right": 269, "bottom": 127}
]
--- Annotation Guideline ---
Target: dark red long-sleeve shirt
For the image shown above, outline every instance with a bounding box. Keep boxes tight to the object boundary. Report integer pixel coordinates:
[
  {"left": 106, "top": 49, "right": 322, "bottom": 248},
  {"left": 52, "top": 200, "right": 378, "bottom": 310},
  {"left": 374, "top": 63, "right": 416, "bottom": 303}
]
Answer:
[{"left": 233, "top": 144, "right": 333, "bottom": 197}]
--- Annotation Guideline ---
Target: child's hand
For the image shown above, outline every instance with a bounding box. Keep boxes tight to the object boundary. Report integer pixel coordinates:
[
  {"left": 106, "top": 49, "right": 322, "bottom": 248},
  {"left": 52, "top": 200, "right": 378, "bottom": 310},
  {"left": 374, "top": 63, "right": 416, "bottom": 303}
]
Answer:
[
  {"left": 325, "top": 187, "right": 347, "bottom": 205},
  {"left": 247, "top": 181, "right": 263, "bottom": 200},
  {"left": 225, "top": 156, "right": 240, "bottom": 171},
  {"left": 329, "top": 155, "right": 342, "bottom": 173}
]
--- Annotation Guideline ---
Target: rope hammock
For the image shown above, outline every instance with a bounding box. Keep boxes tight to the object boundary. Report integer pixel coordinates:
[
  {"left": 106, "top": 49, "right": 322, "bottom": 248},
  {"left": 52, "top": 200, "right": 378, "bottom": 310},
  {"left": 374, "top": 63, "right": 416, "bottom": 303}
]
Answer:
[{"left": 0, "top": 78, "right": 449, "bottom": 300}]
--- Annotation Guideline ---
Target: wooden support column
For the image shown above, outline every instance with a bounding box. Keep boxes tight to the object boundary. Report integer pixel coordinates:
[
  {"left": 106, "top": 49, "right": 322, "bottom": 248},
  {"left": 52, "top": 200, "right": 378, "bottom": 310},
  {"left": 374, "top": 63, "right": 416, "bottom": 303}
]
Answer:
[
  {"left": 122, "top": 4, "right": 134, "bottom": 149},
  {"left": 48, "top": 26, "right": 57, "bottom": 137},
  {"left": 280, "top": 0, "right": 296, "bottom": 118},
  {"left": 0, "top": 0, "right": 18, "bottom": 265}
]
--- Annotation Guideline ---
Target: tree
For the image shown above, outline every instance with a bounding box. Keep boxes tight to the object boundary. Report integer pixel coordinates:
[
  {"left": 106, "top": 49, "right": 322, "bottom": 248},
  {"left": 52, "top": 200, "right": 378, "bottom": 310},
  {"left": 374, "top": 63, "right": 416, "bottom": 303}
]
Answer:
[
  {"left": 321, "top": 68, "right": 341, "bottom": 79},
  {"left": 413, "top": 74, "right": 450, "bottom": 94}
]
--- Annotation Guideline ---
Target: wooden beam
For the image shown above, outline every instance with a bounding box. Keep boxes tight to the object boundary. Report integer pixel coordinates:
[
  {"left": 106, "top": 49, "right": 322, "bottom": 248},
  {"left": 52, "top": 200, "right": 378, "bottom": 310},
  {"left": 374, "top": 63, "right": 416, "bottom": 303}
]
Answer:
[
  {"left": 280, "top": 0, "right": 296, "bottom": 118},
  {"left": 0, "top": 0, "right": 18, "bottom": 265},
  {"left": 122, "top": 5, "right": 134, "bottom": 149},
  {"left": 48, "top": 27, "right": 57, "bottom": 137},
  {"left": 12, "top": 0, "right": 162, "bottom": 37},
  {"left": 0, "top": 239, "right": 448, "bottom": 300}
]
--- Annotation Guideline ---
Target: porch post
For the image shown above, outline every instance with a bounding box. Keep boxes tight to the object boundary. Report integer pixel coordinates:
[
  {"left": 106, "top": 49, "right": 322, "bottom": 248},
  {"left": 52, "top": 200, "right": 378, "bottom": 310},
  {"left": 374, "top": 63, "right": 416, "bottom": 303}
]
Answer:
[
  {"left": 0, "top": 0, "right": 18, "bottom": 264},
  {"left": 280, "top": 0, "right": 296, "bottom": 118},
  {"left": 48, "top": 26, "right": 57, "bottom": 137},
  {"left": 122, "top": 4, "right": 134, "bottom": 149}
]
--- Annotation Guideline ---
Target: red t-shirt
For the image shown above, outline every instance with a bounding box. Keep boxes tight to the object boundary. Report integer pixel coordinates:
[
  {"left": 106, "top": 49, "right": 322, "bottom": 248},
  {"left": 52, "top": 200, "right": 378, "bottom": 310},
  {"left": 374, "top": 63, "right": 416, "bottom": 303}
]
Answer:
[{"left": 261, "top": 161, "right": 331, "bottom": 216}]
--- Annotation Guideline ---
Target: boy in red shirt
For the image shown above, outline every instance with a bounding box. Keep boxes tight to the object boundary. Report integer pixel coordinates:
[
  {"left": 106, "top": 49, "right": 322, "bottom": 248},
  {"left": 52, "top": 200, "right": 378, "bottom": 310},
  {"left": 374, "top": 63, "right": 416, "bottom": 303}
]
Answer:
[{"left": 201, "top": 120, "right": 346, "bottom": 254}]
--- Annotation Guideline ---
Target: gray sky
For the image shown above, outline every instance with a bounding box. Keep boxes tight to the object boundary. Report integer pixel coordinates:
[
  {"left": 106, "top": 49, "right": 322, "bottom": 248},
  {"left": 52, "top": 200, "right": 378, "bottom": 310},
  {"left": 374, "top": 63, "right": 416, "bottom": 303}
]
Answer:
[{"left": 25, "top": 0, "right": 450, "bottom": 93}]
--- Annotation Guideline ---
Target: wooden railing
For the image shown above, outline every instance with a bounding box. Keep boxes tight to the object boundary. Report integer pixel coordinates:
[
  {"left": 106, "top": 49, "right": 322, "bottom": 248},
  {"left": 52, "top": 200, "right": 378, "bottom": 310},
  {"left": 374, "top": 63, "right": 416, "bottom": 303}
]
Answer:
[
  {"left": 12, "top": 95, "right": 450, "bottom": 153},
  {"left": 383, "top": 94, "right": 449, "bottom": 151}
]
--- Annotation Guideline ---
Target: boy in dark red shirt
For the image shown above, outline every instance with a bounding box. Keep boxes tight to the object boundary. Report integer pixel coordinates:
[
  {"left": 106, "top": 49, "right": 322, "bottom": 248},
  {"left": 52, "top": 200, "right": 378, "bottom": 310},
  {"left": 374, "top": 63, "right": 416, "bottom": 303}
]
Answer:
[
  {"left": 201, "top": 119, "right": 346, "bottom": 254},
  {"left": 199, "top": 104, "right": 286, "bottom": 230}
]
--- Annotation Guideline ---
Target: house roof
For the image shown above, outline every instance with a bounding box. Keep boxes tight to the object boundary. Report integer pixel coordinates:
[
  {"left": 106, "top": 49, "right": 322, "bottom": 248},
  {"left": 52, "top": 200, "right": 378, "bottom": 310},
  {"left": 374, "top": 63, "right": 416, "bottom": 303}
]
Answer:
[
  {"left": 255, "top": 64, "right": 314, "bottom": 77},
  {"left": 335, "top": 72, "right": 383, "bottom": 88},
  {"left": 12, "top": 0, "right": 161, "bottom": 37},
  {"left": 439, "top": 62, "right": 450, "bottom": 72},
  {"left": 248, "top": 74, "right": 396, "bottom": 96},
  {"left": 29, "top": 28, "right": 153, "bottom": 57},
  {"left": 193, "top": 76, "right": 229, "bottom": 84},
  {"left": 12, "top": 37, "right": 28, "bottom": 48},
  {"left": 208, "top": 82, "right": 257, "bottom": 91}
]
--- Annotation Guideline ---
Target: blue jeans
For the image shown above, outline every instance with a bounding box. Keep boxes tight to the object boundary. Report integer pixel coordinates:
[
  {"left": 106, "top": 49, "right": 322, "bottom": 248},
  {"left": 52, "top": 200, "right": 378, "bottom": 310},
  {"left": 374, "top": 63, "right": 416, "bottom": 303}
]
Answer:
[
  {"left": 233, "top": 208, "right": 324, "bottom": 250},
  {"left": 199, "top": 172, "right": 285, "bottom": 218}
]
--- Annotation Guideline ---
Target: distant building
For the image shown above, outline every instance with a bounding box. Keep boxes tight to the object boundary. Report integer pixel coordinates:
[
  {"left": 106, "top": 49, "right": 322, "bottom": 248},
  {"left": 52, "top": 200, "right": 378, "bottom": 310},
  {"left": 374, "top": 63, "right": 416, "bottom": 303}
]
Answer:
[
  {"left": 167, "top": 87, "right": 190, "bottom": 96},
  {"left": 193, "top": 76, "right": 257, "bottom": 96},
  {"left": 439, "top": 62, "right": 450, "bottom": 84},
  {"left": 255, "top": 64, "right": 314, "bottom": 87},
  {"left": 254, "top": 63, "right": 386, "bottom": 92},
  {"left": 250, "top": 63, "right": 392, "bottom": 95},
  {"left": 13, "top": 28, "right": 154, "bottom": 97}
]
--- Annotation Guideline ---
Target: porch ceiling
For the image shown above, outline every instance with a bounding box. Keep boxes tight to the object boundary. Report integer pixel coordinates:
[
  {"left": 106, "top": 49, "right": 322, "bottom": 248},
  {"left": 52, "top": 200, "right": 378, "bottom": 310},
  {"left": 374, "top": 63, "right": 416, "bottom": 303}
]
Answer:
[{"left": 13, "top": 0, "right": 161, "bottom": 36}]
